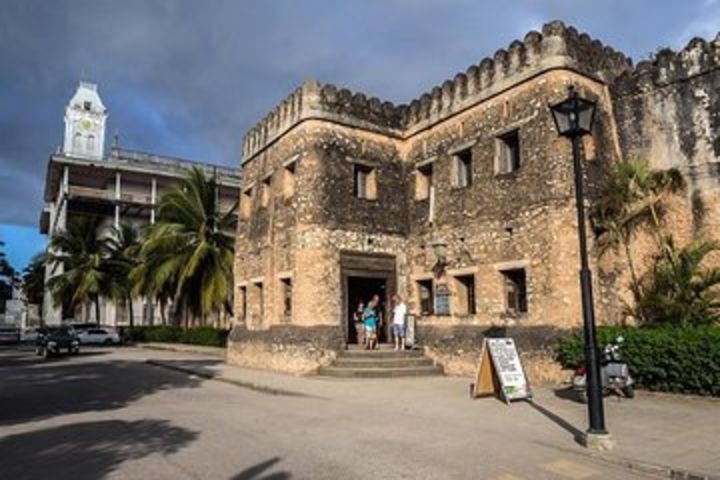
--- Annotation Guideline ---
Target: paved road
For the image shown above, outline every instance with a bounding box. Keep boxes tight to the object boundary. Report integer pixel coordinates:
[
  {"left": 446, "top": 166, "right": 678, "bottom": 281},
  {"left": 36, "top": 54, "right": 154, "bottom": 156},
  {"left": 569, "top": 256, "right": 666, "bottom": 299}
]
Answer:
[{"left": 0, "top": 347, "right": 657, "bottom": 480}]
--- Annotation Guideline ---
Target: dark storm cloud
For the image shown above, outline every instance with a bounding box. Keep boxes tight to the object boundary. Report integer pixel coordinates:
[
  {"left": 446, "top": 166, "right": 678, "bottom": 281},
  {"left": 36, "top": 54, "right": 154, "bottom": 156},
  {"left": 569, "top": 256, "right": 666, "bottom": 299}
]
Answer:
[{"left": 1, "top": 0, "right": 719, "bottom": 227}]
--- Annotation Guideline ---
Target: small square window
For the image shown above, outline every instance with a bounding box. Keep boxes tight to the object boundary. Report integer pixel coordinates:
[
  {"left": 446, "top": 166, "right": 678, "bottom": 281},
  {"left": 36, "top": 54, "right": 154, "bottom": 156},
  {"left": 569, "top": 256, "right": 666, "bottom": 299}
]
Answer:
[
  {"left": 453, "top": 274, "right": 476, "bottom": 316},
  {"left": 283, "top": 162, "right": 296, "bottom": 199},
  {"left": 253, "top": 281, "right": 264, "bottom": 324},
  {"left": 417, "top": 279, "right": 434, "bottom": 315},
  {"left": 496, "top": 130, "right": 521, "bottom": 175},
  {"left": 261, "top": 175, "right": 272, "bottom": 208},
  {"left": 280, "top": 277, "right": 292, "bottom": 321},
  {"left": 238, "top": 286, "right": 247, "bottom": 321},
  {"left": 353, "top": 164, "right": 377, "bottom": 200},
  {"left": 241, "top": 188, "right": 253, "bottom": 219},
  {"left": 453, "top": 148, "right": 472, "bottom": 188},
  {"left": 83, "top": 101, "right": 92, "bottom": 111},
  {"left": 415, "top": 163, "right": 433, "bottom": 200},
  {"left": 501, "top": 268, "right": 527, "bottom": 314}
]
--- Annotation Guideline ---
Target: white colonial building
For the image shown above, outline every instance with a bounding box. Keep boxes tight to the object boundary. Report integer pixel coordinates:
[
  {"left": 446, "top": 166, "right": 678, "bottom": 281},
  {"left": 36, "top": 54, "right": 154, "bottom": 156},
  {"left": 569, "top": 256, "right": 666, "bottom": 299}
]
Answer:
[{"left": 40, "top": 82, "right": 241, "bottom": 327}]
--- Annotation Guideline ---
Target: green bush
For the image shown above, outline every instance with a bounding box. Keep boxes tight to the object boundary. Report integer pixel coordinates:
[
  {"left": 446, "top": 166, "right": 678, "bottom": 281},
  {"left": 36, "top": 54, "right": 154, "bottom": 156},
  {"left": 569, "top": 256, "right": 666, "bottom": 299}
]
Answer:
[
  {"left": 556, "top": 326, "right": 720, "bottom": 396},
  {"left": 126, "top": 326, "right": 228, "bottom": 347}
]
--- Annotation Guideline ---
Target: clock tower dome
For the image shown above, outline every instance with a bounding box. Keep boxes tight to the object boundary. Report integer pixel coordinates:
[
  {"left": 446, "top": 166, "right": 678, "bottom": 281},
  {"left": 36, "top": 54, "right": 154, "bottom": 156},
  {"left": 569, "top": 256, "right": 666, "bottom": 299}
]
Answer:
[{"left": 62, "top": 81, "right": 107, "bottom": 160}]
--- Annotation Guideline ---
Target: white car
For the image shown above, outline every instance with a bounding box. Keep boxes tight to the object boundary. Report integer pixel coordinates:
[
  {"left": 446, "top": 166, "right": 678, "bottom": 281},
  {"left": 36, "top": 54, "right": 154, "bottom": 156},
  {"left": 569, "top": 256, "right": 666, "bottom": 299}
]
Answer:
[
  {"left": 20, "top": 327, "right": 41, "bottom": 343},
  {"left": 77, "top": 328, "right": 121, "bottom": 345}
]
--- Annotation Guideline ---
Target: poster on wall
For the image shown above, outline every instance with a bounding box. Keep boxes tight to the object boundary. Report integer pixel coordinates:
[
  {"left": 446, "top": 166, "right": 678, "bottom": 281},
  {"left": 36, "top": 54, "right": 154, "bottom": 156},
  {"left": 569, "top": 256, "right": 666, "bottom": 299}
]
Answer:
[
  {"left": 471, "top": 338, "right": 531, "bottom": 404},
  {"left": 405, "top": 314, "right": 416, "bottom": 347}
]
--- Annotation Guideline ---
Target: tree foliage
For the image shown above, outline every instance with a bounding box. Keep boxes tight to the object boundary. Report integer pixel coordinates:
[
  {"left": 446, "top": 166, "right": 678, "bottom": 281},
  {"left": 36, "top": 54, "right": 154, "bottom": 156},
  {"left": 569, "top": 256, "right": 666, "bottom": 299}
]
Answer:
[{"left": 131, "top": 167, "right": 236, "bottom": 324}]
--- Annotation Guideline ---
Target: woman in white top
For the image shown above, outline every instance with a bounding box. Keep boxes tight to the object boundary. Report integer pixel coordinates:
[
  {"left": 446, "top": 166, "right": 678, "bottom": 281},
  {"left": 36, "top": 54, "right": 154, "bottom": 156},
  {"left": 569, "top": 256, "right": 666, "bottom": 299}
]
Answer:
[{"left": 391, "top": 294, "right": 407, "bottom": 351}]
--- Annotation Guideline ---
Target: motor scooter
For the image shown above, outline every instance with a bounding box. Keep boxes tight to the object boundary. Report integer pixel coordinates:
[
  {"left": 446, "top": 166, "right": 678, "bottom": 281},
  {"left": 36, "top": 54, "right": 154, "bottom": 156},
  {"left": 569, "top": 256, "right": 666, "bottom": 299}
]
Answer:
[{"left": 572, "top": 336, "right": 634, "bottom": 403}]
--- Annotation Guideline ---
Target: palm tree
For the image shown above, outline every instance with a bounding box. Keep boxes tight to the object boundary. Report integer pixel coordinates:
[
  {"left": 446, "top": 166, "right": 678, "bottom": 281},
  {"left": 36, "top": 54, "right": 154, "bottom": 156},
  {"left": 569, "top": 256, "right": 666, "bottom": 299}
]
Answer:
[
  {"left": 106, "top": 223, "right": 141, "bottom": 327},
  {"left": 131, "top": 168, "right": 236, "bottom": 326},
  {"left": 592, "top": 157, "right": 684, "bottom": 317},
  {"left": 639, "top": 237, "right": 720, "bottom": 326},
  {"left": 22, "top": 252, "right": 46, "bottom": 314},
  {"left": 46, "top": 216, "right": 111, "bottom": 323}
]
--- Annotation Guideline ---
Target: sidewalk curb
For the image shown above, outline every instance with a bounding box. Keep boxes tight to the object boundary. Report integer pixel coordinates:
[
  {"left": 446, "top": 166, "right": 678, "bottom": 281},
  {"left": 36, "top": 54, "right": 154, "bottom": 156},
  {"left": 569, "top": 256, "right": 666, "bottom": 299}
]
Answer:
[
  {"left": 136, "top": 342, "right": 225, "bottom": 357},
  {"left": 145, "top": 359, "right": 308, "bottom": 397},
  {"left": 548, "top": 442, "right": 719, "bottom": 480}
]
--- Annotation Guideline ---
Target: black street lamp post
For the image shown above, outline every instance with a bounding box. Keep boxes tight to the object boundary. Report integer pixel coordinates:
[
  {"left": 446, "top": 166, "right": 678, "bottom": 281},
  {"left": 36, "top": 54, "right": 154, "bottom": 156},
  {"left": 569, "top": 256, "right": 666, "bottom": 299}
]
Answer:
[{"left": 550, "top": 86, "right": 613, "bottom": 449}]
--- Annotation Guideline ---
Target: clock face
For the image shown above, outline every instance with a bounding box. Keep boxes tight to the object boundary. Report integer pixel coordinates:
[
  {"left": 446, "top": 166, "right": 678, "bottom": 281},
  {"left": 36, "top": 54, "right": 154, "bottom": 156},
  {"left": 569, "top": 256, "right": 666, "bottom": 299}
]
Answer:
[{"left": 79, "top": 119, "right": 92, "bottom": 130}]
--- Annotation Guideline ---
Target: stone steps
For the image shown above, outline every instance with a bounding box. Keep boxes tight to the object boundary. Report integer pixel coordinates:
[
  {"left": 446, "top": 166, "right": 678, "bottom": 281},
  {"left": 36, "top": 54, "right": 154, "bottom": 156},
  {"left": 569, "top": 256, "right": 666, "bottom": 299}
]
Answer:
[{"left": 318, "top": 347, "right": 443, "bottom": 378}]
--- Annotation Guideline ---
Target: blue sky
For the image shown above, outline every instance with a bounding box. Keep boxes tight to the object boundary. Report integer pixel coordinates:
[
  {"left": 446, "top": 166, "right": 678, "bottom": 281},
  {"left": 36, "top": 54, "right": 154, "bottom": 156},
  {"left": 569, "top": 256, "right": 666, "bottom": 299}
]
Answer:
[{"left": 1, "top": 0, "right": 719, "bottom": 270}]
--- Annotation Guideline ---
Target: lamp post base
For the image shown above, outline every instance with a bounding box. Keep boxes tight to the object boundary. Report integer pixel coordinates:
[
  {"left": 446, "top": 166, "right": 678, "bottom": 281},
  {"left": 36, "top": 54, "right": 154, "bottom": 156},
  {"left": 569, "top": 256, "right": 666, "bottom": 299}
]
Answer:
[{"left": 582, "top": 431, "right": 615, "bottom": 451}]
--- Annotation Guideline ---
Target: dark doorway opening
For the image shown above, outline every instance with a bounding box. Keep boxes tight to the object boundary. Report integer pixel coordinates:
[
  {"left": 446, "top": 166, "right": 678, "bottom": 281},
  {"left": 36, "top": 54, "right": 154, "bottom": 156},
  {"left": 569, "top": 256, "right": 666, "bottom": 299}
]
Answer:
[{"left": 346, "top": 276, "right": 387, "bottom": 344}]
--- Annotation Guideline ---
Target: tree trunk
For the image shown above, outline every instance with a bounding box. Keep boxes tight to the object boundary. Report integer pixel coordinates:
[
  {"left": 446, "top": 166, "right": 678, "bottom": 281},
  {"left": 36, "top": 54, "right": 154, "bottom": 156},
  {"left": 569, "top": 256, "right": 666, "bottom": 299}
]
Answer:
[
  {"left": 94, "top": 296, "right": 101, "bottom": 325},
  {"left": 621, "top": 235, "right": 644, "bottom": 322},
  {"left": 127, "top": 294, "right": 134, "bottom": 328}
]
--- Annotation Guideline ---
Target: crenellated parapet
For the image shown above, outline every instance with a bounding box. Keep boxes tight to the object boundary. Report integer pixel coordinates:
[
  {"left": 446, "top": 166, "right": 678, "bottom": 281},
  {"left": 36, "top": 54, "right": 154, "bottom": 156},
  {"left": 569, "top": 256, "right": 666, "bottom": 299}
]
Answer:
[
  {"left": 400, "top": 20, "right": 631, "bottom": 134},
  {"left": 613, "top": 34, "right": 720, "bottom": 95},
  {"left": 242, "top": 20, "right": 633, "bottom": 163},
  {"left": 242, "top": 80, "right": 407, "bottom": 163}
]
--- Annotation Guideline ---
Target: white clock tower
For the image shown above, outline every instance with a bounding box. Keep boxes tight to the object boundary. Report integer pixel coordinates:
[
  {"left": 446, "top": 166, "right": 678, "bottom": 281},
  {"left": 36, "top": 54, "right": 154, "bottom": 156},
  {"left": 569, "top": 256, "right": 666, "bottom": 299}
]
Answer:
[{"left": 62, "top": 81, "right": 107, "bottom": 160}]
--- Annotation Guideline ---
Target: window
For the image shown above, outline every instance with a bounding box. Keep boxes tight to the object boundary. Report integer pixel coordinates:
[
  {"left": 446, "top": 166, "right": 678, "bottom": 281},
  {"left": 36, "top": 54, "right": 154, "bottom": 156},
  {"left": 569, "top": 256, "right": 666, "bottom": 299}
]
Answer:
[
  {"left": 283, "top": 161, "right": 296, "bottom": 199},
  {"left": 353, "top": 164, "right": 377, "bottom": 200},
  {"left": 496, "top": 130, "right": 521, "bottom": 175},
  {"left": 453, "top": 148, "right": 472, "bottom": 188},
  {"left": 83, "top": 101, "right": 92, "bottom": 111},
  {"left": 280, "top": 278, "right": 292, "bottom": 321},
  {"left": 454, "top": 274, "right": 476, "bottom": 316},
  {"left": 417, "top": 279, "right": 434, "bottom": 315},
  {"left": 238, "top": 286, "right": 247, "bottom": 321},
  {"left": 73, "top": 132, "right": 83, "bottom": 152},
  {"left": 501, "top": 268, "right": 527, "bottom": 314},
  {"left": 241, "top": 188, "right": 253, "bottom": 219},
  {"left": 253, "top": 282, "right": 264, "bottom": 323},
  {"left": 87, "top": 135, "right": 95, "bottom": 153},
  {"left": 261, "top": 175, "right": 272, "bottom": 208},
  {"left": 415, "top": 163, "right": 433, "bottom": 200}
]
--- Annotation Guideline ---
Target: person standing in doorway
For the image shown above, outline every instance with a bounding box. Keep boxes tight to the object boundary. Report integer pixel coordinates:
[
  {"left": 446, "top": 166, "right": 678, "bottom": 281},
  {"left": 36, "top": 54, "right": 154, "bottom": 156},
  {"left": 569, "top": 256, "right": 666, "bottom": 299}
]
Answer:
[
  {"left": 353, "top": 301, "right": 366, "bottom": 346},
  {"left": 392, "top": 294, "right": 407, "bottom": 351},
  {"left": 363, "top": 298, "right": 379, "bottom": 350},
  {"left": 371, "top": 293, "right": 383, "bottom": 342}
]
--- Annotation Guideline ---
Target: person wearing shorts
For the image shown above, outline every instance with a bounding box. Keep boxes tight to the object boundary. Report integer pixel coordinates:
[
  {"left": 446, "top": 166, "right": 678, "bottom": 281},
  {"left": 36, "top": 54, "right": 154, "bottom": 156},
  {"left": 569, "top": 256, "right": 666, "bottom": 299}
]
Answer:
[
  {"left": 392, "top": 294, "right": 407, "bottom": 351},
  {"left": 363, "top": 298, "right": 379, "bottom": 350}
]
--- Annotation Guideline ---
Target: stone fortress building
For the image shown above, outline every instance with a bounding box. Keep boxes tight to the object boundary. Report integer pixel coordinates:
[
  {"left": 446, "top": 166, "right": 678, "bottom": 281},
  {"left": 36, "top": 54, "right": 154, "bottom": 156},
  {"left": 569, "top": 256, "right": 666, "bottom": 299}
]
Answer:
[
  {"left": 228, "top": 21, "right": 720, "bottom": 378},
  {"left": 40, "top": 82, "right": 241, "bottom": 326}
]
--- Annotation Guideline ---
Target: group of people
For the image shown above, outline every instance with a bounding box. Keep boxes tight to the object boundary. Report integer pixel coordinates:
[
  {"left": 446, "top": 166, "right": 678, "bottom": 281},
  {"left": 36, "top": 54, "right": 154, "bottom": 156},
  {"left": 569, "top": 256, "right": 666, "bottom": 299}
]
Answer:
[{"left": 353, "top": 294, "right": 408, "bottom": 350}]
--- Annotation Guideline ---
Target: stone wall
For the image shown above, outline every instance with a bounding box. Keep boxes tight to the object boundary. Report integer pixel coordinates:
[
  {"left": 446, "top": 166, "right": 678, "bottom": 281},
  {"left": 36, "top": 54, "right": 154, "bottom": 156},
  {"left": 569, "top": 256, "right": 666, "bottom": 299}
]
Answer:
[{"left": 608, "top": 34, "right": 720, "bottom": 311}]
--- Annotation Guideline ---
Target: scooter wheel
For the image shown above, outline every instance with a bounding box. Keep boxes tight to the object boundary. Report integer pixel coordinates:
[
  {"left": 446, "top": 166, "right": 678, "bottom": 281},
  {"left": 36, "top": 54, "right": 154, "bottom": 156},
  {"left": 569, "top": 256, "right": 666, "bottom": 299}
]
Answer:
[{"left": 623, "top": 385, "right": 635, "bottom": 399}]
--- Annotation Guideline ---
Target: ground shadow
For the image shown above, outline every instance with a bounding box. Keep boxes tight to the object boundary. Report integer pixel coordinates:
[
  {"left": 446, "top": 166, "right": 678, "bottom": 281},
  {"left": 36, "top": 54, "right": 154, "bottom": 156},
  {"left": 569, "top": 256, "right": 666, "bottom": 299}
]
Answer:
[
  {"left": 525, "top": 399, "right": 585, "bottom": 445},
  {"left": 230, "top": 457, "right": 292, "bottom": 480},
  {"left": 553, "top": 385, "right": 583, "bottom": 403},
  {"left": 0, "top": 356, "right": 203, "bottom": 427},
  {"left": 0, "top": 419, "right": 197, "bottom": 480}
]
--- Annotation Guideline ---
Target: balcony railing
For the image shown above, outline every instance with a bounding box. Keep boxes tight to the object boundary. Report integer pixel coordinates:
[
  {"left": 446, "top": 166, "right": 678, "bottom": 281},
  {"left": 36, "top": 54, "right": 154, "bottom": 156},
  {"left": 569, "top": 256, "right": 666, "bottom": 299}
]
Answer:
[{"left": 68, "top": 186, "right": 153, "bottom": 205}]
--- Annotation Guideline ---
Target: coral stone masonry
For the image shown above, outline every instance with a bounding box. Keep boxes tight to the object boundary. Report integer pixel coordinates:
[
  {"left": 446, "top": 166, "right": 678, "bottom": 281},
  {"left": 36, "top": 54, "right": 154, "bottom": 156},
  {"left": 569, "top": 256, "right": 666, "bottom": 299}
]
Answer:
[{"left": 228, "top": 21, "right": 720, "bottom": 380}]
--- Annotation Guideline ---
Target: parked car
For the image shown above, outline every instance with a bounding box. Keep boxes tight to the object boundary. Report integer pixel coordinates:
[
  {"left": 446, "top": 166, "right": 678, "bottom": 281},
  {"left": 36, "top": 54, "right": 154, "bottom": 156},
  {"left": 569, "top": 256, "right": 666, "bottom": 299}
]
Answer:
[
  {"left": 36, "top": 326, "right": 80, "bottom": 358},
  {"left": 0, "top": 327, "right": 20, "bottom": 344},
  {"left": 77, "top": 328, "right": 120, "bottom": 345},
  {"left": 69, "top": 322, "right": 100, "bottom": 335},
  {"left": 20, "top": 327, "right": 41, "bottom": 343}
]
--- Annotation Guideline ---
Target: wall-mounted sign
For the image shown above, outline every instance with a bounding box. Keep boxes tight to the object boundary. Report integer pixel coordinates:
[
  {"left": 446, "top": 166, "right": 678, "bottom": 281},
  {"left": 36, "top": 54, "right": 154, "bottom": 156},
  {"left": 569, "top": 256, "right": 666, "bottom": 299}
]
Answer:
[{"left": 435, "top": 284, "right": 450, "bottom": 315}]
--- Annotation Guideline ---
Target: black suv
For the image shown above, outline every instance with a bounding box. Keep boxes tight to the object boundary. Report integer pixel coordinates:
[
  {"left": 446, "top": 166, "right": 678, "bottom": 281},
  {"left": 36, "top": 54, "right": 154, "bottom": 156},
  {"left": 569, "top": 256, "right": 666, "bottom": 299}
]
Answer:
[{"left": 36, "top": 326, "right": 80, "bottom": 358}]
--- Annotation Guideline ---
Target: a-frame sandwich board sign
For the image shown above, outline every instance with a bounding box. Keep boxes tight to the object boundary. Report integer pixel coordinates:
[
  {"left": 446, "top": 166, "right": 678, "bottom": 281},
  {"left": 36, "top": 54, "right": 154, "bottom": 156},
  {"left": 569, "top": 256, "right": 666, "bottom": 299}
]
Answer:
[{"left": 471, "top": 338, "right": 531, "bottom": 404}]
